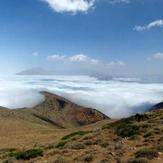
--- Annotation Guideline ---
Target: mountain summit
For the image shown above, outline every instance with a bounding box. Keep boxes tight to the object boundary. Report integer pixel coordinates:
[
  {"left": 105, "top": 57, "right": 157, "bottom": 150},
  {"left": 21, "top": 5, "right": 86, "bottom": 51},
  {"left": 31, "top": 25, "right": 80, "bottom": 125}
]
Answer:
[
  {"left": 16, "top": 91, "right": 109, "bottom": 128},
  {"left": 17, "top": 67, "right": 51, "bottom": 75},
  {"left": 0, "top": 91, "right": 109, "bottom": 130}
]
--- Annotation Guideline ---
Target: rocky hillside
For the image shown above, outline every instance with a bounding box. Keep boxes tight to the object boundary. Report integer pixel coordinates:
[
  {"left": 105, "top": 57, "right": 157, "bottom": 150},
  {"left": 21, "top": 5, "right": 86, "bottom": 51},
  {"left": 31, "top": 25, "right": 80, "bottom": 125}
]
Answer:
[
  {"left": 14, "top": 91, "right": 109, "bottom": 128},
  {"left": 0, "top": 91, "right": 109, "bottom": 151},
  {"left": 0, "top": 91, "right": 109, "bottom": 129},
  {"left": 0, "top": 106, "right": 162, "bottom": 162}
]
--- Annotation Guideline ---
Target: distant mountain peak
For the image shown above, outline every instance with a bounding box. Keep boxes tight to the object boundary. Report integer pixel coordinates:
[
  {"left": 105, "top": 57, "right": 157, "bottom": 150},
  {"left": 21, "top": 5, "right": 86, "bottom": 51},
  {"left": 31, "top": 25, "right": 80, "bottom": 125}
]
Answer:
[{"left": 17, "top": 67, "right": 51, "bottom": 75}]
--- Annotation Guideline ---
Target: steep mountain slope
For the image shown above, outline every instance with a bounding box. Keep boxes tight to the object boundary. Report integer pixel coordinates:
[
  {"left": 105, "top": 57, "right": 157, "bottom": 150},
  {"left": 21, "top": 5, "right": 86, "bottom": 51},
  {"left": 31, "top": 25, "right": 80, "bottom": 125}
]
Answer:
[
  {"left": 43, "top": 108, "right": 161, "bottom": 163},
  {"left": 0, "top": 108, "right": 162, "bottom": 162},
  {"left": 0, "top": 91, "right": 109, "bottom": 149},
  {"left": 0, "top": 91, "right": 109, "bottom": 130},
  {"left": 0, "top": 93, "right": 162, "bottom": 162}
]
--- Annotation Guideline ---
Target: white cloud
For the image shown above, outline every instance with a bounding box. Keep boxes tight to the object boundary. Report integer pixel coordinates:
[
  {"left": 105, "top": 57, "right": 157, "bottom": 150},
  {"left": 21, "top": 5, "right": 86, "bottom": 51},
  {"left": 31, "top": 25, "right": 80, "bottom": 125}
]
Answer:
[
  {"left": 0, "top": 89, "right": 45, "bottom": 109},
  {"left": 113, "top": 77, "right": 142, "bottom": 82},
  {"left": 108, "top": 61, "right": 126, "bottom": 66},
  {"left": 153, "top": 52, "right": 163, "bottom": 60},
  {"left": 134, "top": 19, "right": 163, "bottom": 31},
  {"left": 0, "top": 75, "right": 163, "bottom": 118},
  {"left": 41, "top": 0, "right": 95, "bottom": 14},
  {"left": 69, "top": 54, "right": 89, "bottom": 62},
  {"left": 47, "top": 54, "right": 101, "bottom": 64},
  {"left": 47, "top": 55, "right": 66, "bottom": 61},
  {"left": 33, "top": 51, "right": 38, "bottom": 57},
  {"left": 47, "top": 54, "right": 126, "bottom": 67},
  {"left": 69, "top": 54, "right": 100, "bottom": 64},
  {"left": 110, "top": 0, "right": 130, "bottom": 4}
]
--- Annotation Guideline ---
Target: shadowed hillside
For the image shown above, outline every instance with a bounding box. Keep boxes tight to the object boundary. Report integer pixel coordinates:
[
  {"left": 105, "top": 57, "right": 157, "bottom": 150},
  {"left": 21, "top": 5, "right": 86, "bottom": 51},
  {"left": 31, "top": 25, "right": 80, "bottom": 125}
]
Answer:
[
  {"left": 14, "top": 91, "right": 109, "bottom": 129},
  {"left": 0, "top": 91, "right": 109, "bottom": 129},
  {"left": 0, "top": 91, "right": 109, "bottom": 149}
]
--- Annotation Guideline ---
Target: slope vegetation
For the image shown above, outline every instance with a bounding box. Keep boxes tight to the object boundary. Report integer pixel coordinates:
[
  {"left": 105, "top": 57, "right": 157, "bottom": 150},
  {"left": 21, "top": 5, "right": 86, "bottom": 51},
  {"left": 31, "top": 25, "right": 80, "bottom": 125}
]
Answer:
[
  {"left": 0, "top": 109, "right": 162, "bottom": 162},
  {"left": 0, "top": 93, "right": 162, "bottom": 162},
  {"left": 0, "top": 91, "right": 109, "bottom": 149}
]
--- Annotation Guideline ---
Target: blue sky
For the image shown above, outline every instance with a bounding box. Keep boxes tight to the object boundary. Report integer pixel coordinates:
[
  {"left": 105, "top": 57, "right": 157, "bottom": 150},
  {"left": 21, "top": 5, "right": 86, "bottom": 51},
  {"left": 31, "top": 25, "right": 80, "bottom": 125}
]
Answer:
[{"left": 0, "top": 0, "right": 163, "bottom": 76}]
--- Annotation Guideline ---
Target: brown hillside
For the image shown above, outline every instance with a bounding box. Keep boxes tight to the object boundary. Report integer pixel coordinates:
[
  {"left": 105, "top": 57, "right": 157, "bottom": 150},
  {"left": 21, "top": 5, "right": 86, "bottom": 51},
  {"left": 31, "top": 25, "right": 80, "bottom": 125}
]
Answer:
[
  {"left": 0, "top": 107, "right": 162, "bottom": 162},
  {"left": 14, "top": 91, "right": 109, "bottom": 129},
  {"left": 0, "top": 91, "right": 109, "bottom": 150}
]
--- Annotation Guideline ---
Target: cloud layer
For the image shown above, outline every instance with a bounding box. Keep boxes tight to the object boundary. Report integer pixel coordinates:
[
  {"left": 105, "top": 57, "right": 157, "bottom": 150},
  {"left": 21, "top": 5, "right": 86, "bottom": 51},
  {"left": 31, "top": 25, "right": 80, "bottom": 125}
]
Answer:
[
  {"left": 47, "top": 54, "right": 125, "bottom": 66},
  {"left": 0, "top": 75, "right": 163, "bottom": 118},
  {"left": 41, "top": 0, "right": 95, "bottom": 14},
  {"left": 134, "top": 20, "right": 163, "bottom": 31},
  {"left": 47, "top": 55, "right": 66, "bottom": 61}
]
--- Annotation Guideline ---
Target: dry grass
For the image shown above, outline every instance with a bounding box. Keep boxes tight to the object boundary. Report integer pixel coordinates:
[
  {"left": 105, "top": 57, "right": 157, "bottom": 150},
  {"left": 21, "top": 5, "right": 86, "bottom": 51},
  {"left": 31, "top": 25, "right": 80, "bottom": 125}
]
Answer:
[{"left": 0, "top": 92, "right": 163, "bottom": 162}]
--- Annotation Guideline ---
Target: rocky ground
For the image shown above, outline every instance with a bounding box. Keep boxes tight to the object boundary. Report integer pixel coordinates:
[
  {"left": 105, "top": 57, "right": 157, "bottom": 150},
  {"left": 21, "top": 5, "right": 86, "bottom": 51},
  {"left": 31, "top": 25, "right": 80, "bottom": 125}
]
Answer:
[{"left": 0, "top": 108, "right": 162, "bottom": 163}]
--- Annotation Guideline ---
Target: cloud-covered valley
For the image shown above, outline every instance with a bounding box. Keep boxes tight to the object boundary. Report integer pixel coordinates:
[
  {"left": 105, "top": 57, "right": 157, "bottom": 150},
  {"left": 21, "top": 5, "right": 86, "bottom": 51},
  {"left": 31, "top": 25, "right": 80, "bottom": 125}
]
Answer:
[{"left": 0, "top": 75, "right": 163, "bottom": 118}]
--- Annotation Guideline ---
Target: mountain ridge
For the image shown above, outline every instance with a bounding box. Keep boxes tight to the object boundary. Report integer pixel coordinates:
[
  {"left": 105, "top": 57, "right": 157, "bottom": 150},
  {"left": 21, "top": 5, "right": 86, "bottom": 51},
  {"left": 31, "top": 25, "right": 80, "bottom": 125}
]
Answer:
[
  {"left": 0, "top": 92, "right": 162, "bottom": 163},
  {"left": 0, "top": 91, "right": 109, "bottom": 130},
  {"left": 17, "top": 67, "right": 51, "bottom": 75}
]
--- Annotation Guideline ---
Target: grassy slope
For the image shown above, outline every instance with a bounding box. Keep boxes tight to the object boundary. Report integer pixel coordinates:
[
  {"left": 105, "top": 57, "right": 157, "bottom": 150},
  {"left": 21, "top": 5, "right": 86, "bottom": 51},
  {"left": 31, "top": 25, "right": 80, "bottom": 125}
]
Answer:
[
  {"left": 13, "top": 91, "right": 109, "bottom": 128},
  {"left": 0, "top": 91, "right": 109, "bottom": 149},
  {"left": 0, "top": 108, "right": 162, "bottom": 163}
]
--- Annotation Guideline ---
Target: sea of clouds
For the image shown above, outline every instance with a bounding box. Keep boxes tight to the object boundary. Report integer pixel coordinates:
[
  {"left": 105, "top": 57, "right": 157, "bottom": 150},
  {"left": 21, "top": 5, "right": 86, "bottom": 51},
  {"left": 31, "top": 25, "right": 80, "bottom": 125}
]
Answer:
[{"left": 0, "top": 75, "right": 163, "bottom": 118}]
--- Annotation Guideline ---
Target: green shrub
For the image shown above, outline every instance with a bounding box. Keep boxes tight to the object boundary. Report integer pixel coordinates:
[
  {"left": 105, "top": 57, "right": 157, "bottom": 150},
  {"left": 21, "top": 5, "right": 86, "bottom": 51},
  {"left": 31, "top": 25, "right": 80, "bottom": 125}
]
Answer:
[
  {"left": 0, "top": 148, "right": 17, "bottom": 153},
  {"left": 62, "top": 131, "right": 92, "bottom": 140},
  {"left": 72, "top": 143, "right": 85, "bottom": 150},
  {"left": 135, "top": 148, "right": 158, "bottom": 160},
  {"left": 102, "top": 114, "right": 146, "bottom": 137},
  {"left": 3, "top": 149, "right": 43, "bottom": 160},
  {"left": 56, "top": 141, "right": 66, "bottom": 148},
  {"left": 103, "top": 114, "right": 149, "bottom": 129},
  {"left": 116, "top": 124, "right": 140, "bottom": 138},
  {"left": 16, "top": 149, "right": 43, "bottom": 160},
  {"left": 129, "top": 157, "right": 148, "bottom": 163}
]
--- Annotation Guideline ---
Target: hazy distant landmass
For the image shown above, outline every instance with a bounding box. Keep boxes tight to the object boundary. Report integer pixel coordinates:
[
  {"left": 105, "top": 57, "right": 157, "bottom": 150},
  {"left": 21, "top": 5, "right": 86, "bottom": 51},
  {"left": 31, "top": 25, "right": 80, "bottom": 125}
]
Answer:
[{"left": 17, "top": 67, "right": 51, "bottom": 75}]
